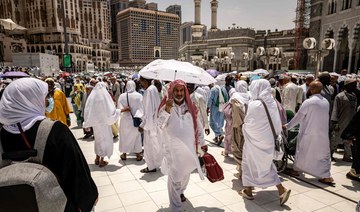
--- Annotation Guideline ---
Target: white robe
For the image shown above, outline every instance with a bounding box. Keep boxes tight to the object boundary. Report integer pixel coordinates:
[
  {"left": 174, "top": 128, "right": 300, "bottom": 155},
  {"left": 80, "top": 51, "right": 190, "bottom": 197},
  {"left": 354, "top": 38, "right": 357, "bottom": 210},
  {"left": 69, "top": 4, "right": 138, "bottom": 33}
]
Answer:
[
  {"left": 118, "top": 87, "right": 143, "bottom": 154},
  {"left": 242, "top": 79, "right": 282, "bottom": 188},
  {"left": 83, "top": 82, "right": 120, "bottom": 158},
  {"left": 286, "top": 94, "right": 331, "bottom": 178},
  {"left": 282, "top": 82, "right": 303, "bottom": 113},
  {"left": 158, "top": 102, "right": 205, "bottom": 212},
  {"left": 140, "top": 85, "right": 163, "bottom": 170}
]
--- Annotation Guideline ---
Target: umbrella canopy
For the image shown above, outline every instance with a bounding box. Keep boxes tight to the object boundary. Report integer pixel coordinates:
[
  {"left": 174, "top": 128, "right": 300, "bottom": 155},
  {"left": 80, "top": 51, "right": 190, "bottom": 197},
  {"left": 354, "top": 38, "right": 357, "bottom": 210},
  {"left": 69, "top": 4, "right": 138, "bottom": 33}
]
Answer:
[
  {"left": 206, "top": 69, "right": 219, "bottom": 77},
  {"left": 131, "top": 73, "right": 140, "bottom": 79},
  {"left": 0, "top": 19, "right": 27, "bottom": 31},
  {"left": 0, "top": 71, "right": 29, "bottom": 78},
  {"left": 139, "top": 59, "right": 216, "bottom": 85},
  {"left": 253, "top": 68, "right": 269, "bottom": 75}
]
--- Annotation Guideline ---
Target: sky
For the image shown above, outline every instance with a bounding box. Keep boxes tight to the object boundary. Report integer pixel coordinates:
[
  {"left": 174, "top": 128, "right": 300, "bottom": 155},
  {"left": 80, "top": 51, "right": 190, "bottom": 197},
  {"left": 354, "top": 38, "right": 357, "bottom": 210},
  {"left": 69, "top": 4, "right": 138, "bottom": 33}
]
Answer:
[{"left": 153, "top": 0, "right": 297, "bottom": 31}]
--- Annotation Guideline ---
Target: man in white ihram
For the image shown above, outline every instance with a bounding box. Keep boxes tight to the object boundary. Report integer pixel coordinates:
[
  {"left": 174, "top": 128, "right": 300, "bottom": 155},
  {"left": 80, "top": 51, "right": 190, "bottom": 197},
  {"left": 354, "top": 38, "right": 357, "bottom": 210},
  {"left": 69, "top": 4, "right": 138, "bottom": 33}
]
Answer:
[
  {"left": 138, "top": 76, "right": 163, "bottom": 173},
  {"left": 285, "top": 81, "right": 334, "bottom": 185},
  {"left": 157, "top": 80, "right": 207, "bottom": 212}
]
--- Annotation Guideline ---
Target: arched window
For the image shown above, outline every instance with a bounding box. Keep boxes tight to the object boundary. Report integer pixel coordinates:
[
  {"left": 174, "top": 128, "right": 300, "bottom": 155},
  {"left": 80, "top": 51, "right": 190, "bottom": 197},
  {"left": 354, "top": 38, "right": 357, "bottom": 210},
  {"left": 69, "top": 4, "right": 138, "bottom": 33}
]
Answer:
[
  {"left": 342, "top": 0, "right": 352, "bottom": 10},
  {"left": 328, "top": 0, "right": 337, "bottom": 14}
]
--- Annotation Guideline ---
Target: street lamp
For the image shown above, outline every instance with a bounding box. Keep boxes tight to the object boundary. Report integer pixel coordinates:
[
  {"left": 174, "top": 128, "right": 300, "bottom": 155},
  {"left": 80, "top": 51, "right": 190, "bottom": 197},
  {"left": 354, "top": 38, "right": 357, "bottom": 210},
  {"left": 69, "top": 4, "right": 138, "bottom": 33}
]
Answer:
[{"left": 303, "top": 37, "right": 335, "bottom": 77}]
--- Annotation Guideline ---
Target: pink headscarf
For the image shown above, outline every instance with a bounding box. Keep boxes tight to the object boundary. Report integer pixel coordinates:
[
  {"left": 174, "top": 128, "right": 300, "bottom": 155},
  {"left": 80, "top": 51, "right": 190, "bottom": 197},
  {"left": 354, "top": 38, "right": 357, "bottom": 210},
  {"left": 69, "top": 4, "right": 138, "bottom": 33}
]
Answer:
[{"left": 158, "top": 80, "right": 199, "bottom": 148}]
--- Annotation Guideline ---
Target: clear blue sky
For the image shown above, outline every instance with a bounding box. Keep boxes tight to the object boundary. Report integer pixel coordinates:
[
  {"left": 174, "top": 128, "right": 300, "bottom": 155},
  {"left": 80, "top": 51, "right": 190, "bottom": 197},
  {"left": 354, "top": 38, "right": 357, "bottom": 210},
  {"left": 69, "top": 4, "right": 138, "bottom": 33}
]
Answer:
[{"left": 152, "top": 0, "right": 297, "bottom": 31}]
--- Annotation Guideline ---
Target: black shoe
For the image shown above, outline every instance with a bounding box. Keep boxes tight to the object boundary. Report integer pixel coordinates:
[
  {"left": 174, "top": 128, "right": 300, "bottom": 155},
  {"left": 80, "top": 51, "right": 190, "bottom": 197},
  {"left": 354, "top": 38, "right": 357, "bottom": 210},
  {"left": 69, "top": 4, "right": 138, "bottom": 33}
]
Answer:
[
  {"left": 83, "top": 134, "right": 92, "bottom": 139},
  {"left": 180, "top": 194, "right": 187, "bottom": 202}
]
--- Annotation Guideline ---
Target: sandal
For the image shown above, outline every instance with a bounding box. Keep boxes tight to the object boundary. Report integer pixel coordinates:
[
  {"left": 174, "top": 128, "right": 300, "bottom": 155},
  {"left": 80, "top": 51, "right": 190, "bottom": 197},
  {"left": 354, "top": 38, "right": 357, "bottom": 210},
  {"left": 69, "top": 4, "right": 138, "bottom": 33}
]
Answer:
[
  {"left": 95, "top": 159, "right": 100, "bottom": 165},
  {"left": 120, "top": 153, "right": 127, "bottom": 161},
  {"left": 180, "top": 194, "right": 187, "bottom": 202},
  {"left": 140, "top": 167, "right": 156, "bottom": 173},
  {"left": 280, "top": 189, "right": 291, "bottom": 206},
  {"left": 136, "top": 153, "right": 143, "bottom": 161},
  {"left": 318, "top": 179, "right": 335, "bottom": 187},
  {"left": 221, "top": 151, "right": 229, "bottom": 157},
  {"left": 238, "top": 189, "right": 254, "bottom": 200},
  {"left": 99, "top": 160, "right": 108, "bottom": 168}
]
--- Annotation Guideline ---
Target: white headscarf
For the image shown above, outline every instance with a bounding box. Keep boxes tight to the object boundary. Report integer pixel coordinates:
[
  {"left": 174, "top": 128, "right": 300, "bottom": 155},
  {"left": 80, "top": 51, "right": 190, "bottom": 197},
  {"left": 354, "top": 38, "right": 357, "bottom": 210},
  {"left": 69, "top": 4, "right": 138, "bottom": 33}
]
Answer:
[
  {"left": 83, "top": 82, "right": 120, "bottom": 127},
  {"left": 231, "top": 80, "right": 250, "bottom": 105},
  {"left": 125, "top": 80, "right": 136, "bottom": 93},
  {"left": 249, "top": 79, "right": 273, "bottom": 103},
  {"left": 235, "top": 80, "right": 248, "bottom": 93},
  {"left": 0, "top": 78, "right": 47, "bottom": 134}
]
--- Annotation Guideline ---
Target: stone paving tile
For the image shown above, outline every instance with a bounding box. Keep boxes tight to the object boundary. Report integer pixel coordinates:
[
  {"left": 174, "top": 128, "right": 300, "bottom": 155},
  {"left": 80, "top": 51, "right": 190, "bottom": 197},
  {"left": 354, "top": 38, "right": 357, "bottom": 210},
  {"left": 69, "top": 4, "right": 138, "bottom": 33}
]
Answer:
[{"left": 68, "top": 113, "right": 359, "bottom": 212}]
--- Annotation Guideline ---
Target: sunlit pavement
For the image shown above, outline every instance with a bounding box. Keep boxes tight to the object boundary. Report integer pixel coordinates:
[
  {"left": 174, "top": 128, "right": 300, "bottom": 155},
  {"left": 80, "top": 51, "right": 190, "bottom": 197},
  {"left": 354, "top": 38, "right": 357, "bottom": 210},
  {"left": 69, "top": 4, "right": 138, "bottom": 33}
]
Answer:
[{"left": 69, "top": 113, "right": 359, "bottom": 212}]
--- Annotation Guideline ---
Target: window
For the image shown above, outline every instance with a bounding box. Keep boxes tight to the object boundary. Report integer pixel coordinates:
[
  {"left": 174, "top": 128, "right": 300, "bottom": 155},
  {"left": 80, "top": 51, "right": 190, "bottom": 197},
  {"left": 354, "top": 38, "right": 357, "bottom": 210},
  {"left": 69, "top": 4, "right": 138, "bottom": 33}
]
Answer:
[
  {"left": 141, "top": 19, "right": 146, "bottom": 32},
  {"left": 166, "top": 23, "right": 171, "bottom": 35},
  {"left": 328, "top": 0, "right": 337, "bottom": 14},
  {"left": 342, "top": 0, "right": 352, "bottom": 10}
]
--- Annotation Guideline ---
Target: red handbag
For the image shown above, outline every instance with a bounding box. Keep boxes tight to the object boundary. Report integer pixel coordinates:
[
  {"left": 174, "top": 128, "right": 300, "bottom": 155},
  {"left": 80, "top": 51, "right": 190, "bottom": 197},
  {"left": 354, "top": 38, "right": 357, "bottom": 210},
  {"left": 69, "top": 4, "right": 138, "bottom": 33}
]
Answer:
[{"left": 200, "top": 152, "right": 224, "bottom": 183}]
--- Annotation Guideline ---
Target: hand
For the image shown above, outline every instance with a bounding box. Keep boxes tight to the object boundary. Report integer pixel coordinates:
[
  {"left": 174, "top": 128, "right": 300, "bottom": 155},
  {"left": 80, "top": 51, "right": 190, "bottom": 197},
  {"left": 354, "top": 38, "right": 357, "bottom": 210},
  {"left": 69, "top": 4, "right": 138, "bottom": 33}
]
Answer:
[
  {"left": 165, "top": 98, "right": 173, "bottom": 113},
  {"left": 205, "top": 129, "right": 210, "bottom": 135},
  {"left": 201, "top": 145, "right": 208, "bottom": 152},
  {"left": 138, "top": 127, "right": 144, "bottom": 133},
  {"left": 122, "top": 107, "right": 130, "bottom": 112},
  {"left": 282, "top": 125, "right": 287, "bottom": 130}
]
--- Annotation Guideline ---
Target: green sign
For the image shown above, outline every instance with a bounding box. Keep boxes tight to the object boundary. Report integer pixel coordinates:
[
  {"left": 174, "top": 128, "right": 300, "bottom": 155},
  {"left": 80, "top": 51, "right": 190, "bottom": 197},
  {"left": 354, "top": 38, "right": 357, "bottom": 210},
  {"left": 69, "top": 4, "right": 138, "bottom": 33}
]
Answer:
[{"left": 63, "top": 54, "right": 72, "bottom": 68}]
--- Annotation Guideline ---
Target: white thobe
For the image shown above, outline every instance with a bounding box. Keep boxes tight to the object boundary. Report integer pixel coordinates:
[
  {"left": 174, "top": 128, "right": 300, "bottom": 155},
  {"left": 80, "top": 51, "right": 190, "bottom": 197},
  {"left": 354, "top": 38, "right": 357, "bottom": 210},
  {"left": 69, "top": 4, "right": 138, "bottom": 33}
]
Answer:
[
  {"left": 300, "top": 83, "right": 308, "bottom": 102},
  {"left": 118, "top": 91, "right": 143, "bottom": 154},
  {"left": 83, "top": 82, "right": 120, "bottom": 159},
  {"left": 286, "top": 94, "right": 331, "bottom": 178},
  {"left": 242, "top": 100, "right": 282, "bottom": 188},
  {"left": 158, "top": 102, "right": 205, "bottom": 212},
  {"left": 190, "top": 92, "right": 209, "bottom": 130},
  {"left": 140, "top": 85, "right": 163, "bottom": 170},
  {"left": 282, "top": 82, "right": 303, "bottom": 113}
]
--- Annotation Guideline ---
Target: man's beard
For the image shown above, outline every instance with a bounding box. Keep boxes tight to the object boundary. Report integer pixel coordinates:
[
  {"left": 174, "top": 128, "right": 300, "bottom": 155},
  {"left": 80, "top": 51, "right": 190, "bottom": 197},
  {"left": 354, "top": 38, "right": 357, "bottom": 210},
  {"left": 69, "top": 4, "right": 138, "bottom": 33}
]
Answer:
[{"left": 174, "top": 96, "right": 184, "bottom": 103}]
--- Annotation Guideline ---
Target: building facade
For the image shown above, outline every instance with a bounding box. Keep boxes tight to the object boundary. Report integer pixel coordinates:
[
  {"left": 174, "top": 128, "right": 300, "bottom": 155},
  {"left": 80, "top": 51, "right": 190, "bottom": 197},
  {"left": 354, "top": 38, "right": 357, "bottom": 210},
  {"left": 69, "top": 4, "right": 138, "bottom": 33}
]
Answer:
[
  {"left": 116, "top": 7, "right": 180, "bottom": 66},
  {"left": 309, "top": 0, "right": 360, "bottom": 73},
  {"left": 0, "top": 0, "right": 112, "bottom": 72},
  {"left": 166, "top": 5, "right": 182, "bottom": 23}
]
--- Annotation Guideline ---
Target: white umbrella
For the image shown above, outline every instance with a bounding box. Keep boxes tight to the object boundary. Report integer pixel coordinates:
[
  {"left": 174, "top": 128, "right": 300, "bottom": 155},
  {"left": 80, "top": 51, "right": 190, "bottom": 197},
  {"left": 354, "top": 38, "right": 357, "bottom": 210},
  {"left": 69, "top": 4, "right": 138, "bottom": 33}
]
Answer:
[
  {"left": 139, "top": 59, "right": 216, "bottom": 85},
  {"left": 0, "top": 19, "right": 26, "bottom": 31},
  {"left": 253, "top": 68, "right": 269, "bottom": 75}
]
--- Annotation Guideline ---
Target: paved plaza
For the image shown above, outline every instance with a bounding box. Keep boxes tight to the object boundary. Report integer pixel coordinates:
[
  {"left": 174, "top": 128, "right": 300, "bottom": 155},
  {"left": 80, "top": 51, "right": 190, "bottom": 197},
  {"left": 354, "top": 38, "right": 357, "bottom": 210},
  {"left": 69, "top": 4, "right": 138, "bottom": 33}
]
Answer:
[{"left": 69, "top": 114, "right": 359, "bottom": 212}]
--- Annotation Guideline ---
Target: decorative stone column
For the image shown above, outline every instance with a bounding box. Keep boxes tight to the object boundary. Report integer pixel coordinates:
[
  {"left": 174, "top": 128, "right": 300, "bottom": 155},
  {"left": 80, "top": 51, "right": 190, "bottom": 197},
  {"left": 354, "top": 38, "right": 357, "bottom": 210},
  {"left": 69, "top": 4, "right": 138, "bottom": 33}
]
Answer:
[
  {"left": 194, "top": 0, "right": 201, "bottom": 25},
  {"left": 332, "top": 42, "right": 340, "bottom": 72},
  {"left": 347, "top": 39, "right": 355, "bottom": 72},
  {"left": 210, "top": 0, "right": 218, "bottom": 31}
]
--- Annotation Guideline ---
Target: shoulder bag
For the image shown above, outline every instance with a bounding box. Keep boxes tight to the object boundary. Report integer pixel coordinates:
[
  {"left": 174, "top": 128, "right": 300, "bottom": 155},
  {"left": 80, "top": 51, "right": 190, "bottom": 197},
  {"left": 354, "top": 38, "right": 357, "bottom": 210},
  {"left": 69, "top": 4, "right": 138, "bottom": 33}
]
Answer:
[
  {"left": 258, "top": 99, "right": 285, "bottom": 161},
  {"left": 126, "top": 93, "right": 142, "bottom": 127}
]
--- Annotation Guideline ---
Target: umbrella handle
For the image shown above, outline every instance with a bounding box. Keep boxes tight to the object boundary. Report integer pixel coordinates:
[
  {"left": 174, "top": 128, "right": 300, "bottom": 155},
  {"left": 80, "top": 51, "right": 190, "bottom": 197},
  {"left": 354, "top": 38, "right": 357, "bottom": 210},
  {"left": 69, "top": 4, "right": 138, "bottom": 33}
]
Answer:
[{"left": 174, "top": 70, "right": 177, "bottom": 81}]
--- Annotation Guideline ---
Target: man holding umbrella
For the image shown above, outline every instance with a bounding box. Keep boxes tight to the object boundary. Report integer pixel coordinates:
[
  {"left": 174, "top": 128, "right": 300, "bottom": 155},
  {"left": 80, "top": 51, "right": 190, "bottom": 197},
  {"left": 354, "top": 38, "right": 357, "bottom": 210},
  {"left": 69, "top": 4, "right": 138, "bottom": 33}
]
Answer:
[{"left": 138, "top": 76, "right": 163, "bottom": 173}]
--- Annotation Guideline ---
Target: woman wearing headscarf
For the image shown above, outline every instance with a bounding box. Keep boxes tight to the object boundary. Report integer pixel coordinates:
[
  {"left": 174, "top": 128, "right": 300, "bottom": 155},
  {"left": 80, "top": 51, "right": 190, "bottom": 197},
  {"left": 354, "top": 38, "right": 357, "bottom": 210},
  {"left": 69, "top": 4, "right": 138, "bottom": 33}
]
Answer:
[
  {"left": 230, "top": 80, "right": 250, "bottom": 178},
  {"left": 118, "top": 80, "right": 143, "bottom": 161},
  {"left": 222, "top": 88, "right": 237, "bottom": 156},
  {"left": 240, "top": 79, "right": 291, "bottom": 206},
  {"left": 0, "top": 78, "right": 98, "bottom": 212},
  {"left": 83, "top": 82, "right": 120, "bottom": 167}
]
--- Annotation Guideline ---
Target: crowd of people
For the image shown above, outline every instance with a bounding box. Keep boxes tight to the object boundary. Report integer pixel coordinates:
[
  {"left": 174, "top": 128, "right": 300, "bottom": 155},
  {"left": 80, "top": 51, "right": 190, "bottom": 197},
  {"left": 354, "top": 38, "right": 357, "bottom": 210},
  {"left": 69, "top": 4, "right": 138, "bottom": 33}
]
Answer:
[{"left": 0, "top": 67, "right": 360, "bottom": 211}]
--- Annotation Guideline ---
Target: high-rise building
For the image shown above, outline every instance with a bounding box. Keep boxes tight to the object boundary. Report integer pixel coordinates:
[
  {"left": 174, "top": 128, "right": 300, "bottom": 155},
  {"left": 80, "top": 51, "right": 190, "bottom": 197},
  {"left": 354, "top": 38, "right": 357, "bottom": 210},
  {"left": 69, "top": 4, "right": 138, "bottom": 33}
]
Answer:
[
  {"left": 0, "top": 0, "right": 112, "bottom": 71},
  {"left": 129, "top": 0, "right": 146, "bottom": 9},
  {"left": 116, "top": 7, "right": 180, "bottom": 66},
  {"left": 110, "top": 0, "right": 129, "bottom": 63},
  {"left": 166, "top": 5, "right": 181, "bottom": 23}
]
